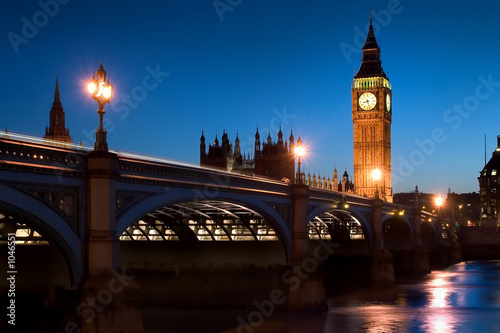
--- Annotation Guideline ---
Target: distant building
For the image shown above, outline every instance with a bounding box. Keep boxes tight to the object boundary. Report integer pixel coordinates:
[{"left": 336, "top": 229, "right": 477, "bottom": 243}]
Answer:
[
  {"left": 478, "top": 136, "right": 500, "bottom": 227},
  {"left": 394, "top": 186, "right": 436, "bottom": 211},
  {"left": 254, "top": 128, "right": 295, "bottom": 181},
  {"left": 200, "top": 127, "right": 295, "bottom": 182},
  {"left": 394, "top": 186, "right": 480, "bottom": 226},
  {"left": 44, "top": 77, "right": 71, "bottom": 144},
  {"left": 200, "top": 128, "right": 355, "bottom": 193},
  {"left": 302, "top": 166, "right": 354, "bottom": 192},
  {"left": 445, "top": 191, "right": 480, "bottom": 226}
]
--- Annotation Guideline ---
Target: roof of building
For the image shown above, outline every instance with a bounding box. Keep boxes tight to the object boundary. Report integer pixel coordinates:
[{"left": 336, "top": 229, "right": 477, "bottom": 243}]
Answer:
[
  {"left": 480, "top": 138, "right": 500, "bottom": 177},
  {"left": 354, "top": 17, "right": 387, "bottom": 79}
]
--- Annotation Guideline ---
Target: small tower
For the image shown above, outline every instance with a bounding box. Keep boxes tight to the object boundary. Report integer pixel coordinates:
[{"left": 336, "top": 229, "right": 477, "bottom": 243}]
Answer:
[
  {"left": 333, "top": 165, "right": 339, "bottom": 191},
  {"left": 342, "top": 169, "right": 348, "bottom": 192},
  {"left": 255, "top": 127, "right": 261, "bottom": 154},
  {"left": 277, "top": 126, "right": 283, "bottom": 146},
  {"left": 44, "top": 76, "right": 71, "bottom": 143},
  {"left": 200, "top": 130, "right": 206, "bottom": 159},
  {"left": 234, "top": 132, "right": 242, "bottom": 166},
  {"left": 289, "top": 130, "right": 295, "bottom": 155},
  {"left": 200, "top": 130, "right": 234, "bottom": 172},
  {"left": 414, "top": 185, "right": 419, "bottom": 209},
  {"left": 221, "top": 130, "right": 230, "bottom": 153}
]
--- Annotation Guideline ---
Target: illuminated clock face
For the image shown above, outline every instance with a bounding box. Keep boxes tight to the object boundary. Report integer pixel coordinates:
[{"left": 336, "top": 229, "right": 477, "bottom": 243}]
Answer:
[
  {"left": 386, "top": 94, "right": 391, "bottom": 112},
  {"left": 359, "top": 92, "right": 377, "bottom": 110}
]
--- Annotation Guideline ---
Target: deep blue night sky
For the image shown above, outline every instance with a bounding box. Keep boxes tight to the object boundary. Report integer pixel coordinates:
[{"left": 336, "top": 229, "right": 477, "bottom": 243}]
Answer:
[{"left": 2, "top": 0, "right": 500, "bottom": 195}]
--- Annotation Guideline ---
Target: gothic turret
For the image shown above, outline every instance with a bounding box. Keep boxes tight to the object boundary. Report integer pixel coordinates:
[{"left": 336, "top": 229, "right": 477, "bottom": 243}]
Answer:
[
  {"left": 289, "top": 130, "right": 295, "bottom": 155},
  {"left": 333, "top": 165, "right": 338, "bottom": 190},
  {"left": 200, "top": 131, "right": 206, "bottom": 158},
  {"left": 201, "top": 130, "right": 234, "bottom": 172},
  {"left": 44, "top": 76, "right": 71, "bottom": 143},
  {"left": 234, "top": 132, "right": 242, "bottom": 165},
  {"left": 255, "top": 128, "right": 261, "bottom": 153}
]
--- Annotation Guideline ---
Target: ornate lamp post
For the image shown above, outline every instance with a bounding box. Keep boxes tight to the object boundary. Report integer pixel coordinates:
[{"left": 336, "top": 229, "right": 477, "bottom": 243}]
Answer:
[
  {"left": 372, "top": 168, "right": 381, "bottom": 199},
  {"left": 294, "top": 136, "right": 305, "bottom": 184},
  {"left": 88, "top": 61, "right": 113, "bottom": 152}
]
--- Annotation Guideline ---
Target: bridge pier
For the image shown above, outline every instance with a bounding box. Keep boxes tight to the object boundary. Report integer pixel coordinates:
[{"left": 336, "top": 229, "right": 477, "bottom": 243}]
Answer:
[
  {"left": 410, "top": 208, "right": 431, "bottom": 275},
  {"left": 87, "top": 152, "right": 120, "bottom": 275},
  {"left": 287, "top": 184, "right": 327, "bottom": 311},
  {"left": 371, "top": 197, "right": 395, "bottom": 285},
  {"left": 448, "top": 224, "right": 462, "bottom": 265},
  {"left": 83, "top": 152, "right": 143, "bottom": 333}
]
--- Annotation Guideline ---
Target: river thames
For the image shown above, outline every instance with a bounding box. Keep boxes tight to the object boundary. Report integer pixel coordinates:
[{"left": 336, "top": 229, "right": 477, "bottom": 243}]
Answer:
[{"left": 210, "top": 260, "right": 500, "bottom": 333}]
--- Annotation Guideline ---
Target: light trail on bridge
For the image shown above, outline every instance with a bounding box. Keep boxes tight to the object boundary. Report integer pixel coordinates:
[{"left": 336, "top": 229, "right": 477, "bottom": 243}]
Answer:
[{"left": 1, "top": 130, "right": 289, "bottom": 184}]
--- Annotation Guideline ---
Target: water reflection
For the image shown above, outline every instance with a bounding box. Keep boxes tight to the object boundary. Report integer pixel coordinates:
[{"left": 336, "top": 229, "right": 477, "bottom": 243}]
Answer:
[
  {"left": 326, "top": 261, "right": 500, "bottom": 333},
  {"left": 428, "top": 273, "right": 455, "bottom": 308},
  {"left": 421, "top": 312, "right": 455, "bottom": 333}
]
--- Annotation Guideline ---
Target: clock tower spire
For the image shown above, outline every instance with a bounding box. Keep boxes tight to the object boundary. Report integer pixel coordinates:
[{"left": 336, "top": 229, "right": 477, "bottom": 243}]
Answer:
[{"left": 352, "top": 14, "right": 393, "bottom": 202}]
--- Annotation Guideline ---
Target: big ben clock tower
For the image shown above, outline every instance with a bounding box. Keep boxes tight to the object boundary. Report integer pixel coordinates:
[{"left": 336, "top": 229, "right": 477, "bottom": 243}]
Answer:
[{"left": 352, "top": 15, "right": 393, "bottom": 202}]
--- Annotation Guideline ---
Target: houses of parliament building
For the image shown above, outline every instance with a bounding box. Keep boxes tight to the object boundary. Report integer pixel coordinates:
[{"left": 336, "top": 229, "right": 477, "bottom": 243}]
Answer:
[
  {"left": 199, "top": 128, "right": 355, "bottom": 193},
  {"left": 200, "top": 15, "right": 392, "bottom": 201}
]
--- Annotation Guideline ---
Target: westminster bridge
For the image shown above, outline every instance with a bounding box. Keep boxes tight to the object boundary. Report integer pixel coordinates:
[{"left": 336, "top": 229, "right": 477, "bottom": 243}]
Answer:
[{"left": 0, "top": 132, "right": 460, "bottom": 331}]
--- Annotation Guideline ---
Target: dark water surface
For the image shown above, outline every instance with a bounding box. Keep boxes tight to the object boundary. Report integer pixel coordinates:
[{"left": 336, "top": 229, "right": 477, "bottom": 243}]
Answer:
[
  {"left": 324, "top": 260, "right": 500, "bottom": 333},
  {"left": 145, "top": 261, "right": 500, "bottom": 332}
]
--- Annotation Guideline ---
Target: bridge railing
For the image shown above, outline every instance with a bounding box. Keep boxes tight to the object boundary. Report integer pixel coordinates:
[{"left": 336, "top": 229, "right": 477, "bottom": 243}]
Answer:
[
  {"left": 0, "top": 133, "right": 88, "bottom": 173},
  {"left": 117, "top": 154, "right": 293, "bottom": 197},
  {"left": 0, "top": 132, "right": 294, "bottom": 197}
]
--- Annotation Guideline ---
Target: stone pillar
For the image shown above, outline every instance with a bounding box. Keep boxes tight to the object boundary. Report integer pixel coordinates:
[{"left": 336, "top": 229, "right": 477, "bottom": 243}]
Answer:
[
  {"left": 291, "top": 184, "right": 309, "bottom": 261},
  {"left": 83, "top": 152, "right": 143, "bottom": 333},
  {"left": 371, "top": 198, "right": 395, "bottom": 285},
  {"left": 287, "top": 184, "right": 327, "bottom": 311},
  {"left": 411, "top": 208, "right": 430, "bottom": 275},
  {"left": 372, "top": 198, "right": 384, "bottom": 251},
  {"left": 87, "top": 151, "right": 120, "bottom": 274},
  {"left": 448, "top": 223, "right": 462, "bottom": 265}
]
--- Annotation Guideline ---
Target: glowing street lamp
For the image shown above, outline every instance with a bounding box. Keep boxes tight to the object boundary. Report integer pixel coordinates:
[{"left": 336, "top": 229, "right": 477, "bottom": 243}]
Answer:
[
  {"left": 372, "top": 168, "right": 381, "bottom": 199},
  {"left": 435, "top": 196, "right": 444, "bottom": 216},
  {"left": 88, "top": 61, "right": 113, "bottom": 152},
  {"left": 295, "top": 136, "right": 305, "bottom": 184}
]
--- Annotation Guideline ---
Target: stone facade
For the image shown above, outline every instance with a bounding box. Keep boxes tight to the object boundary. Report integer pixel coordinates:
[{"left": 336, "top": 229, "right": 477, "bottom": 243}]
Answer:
[{"left": 352, "top": 17, "right": 393, "bottom": 202}]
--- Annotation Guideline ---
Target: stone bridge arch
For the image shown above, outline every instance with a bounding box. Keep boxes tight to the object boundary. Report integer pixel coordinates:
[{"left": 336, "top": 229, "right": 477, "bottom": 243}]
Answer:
[
  {"left": 116, "top": 187, "right": 292, "bottom": 262},
  {"left": 307, "top": 205, "right": 373, "bottom": 249},
  {"left": 382, "top": 214, "right": 414, "bottom": 251},
  {"left": 0, "top": 184, "right": 82, "bottom": 286}
]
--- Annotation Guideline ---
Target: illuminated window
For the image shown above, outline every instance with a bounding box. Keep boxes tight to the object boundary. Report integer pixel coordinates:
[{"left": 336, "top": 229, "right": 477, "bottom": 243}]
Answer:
[{"left": 493, "top": 169, "right": 497, "bottom": 176}]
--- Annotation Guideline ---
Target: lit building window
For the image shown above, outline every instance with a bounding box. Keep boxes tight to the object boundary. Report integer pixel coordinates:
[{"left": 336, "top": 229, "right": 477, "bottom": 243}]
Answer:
[{"left": 493, "top": 169, "right": 497, "bottom": 176}]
